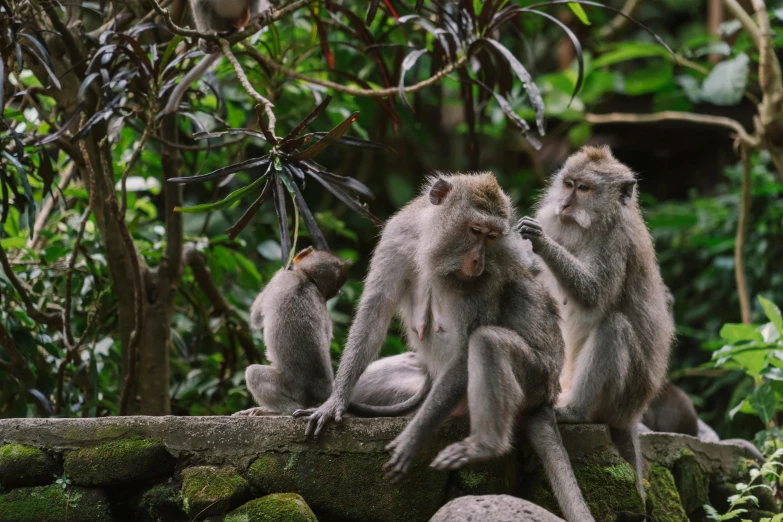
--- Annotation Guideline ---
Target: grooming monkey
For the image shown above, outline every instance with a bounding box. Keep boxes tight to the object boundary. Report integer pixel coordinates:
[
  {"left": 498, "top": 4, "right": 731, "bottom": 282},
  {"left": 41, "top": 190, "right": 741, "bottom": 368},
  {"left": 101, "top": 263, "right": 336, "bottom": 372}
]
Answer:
[
  {"left": 159, "top": 0, "right": 271, "bottom": 117},
  {"left": 517, "top": 146, "right": 674, "bottom": 503},
  {"left": 295, "top": 173, "right": 595, "bottom": 522},
  {"left": 234, "top": 247, "right": 427, "bottom": 417}
]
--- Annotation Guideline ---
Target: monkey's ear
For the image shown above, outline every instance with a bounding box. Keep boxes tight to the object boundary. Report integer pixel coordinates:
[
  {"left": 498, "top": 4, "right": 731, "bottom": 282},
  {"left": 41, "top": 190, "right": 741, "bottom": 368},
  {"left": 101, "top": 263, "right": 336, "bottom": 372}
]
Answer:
[
  {"left": 429, "top": 178, "right": 453, "bottom": 205},
  {"left": 619, "top": 179, "right": 636, "bottom": 204},
  {"left": 293, "top": 246, "right": 314, "bottom": 264},
  {"left": 342, "top": 259, "right": 353, "bottom": 268}
]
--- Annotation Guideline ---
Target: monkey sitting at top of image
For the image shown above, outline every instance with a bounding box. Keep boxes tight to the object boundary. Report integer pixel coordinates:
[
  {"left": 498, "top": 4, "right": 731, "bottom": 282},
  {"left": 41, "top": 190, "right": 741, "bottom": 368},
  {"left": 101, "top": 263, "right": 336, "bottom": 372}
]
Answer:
[
  {"left": 517, "top": 145, "right": 675, "bottom": 504},
  {"left": 234, "top": 247, "right": 427, "bottom": 417},
  {"left": 295, "top": 173, "right": 595, "bottom": 522},
  {"left": 160, "top": 0, "right": 272, "bottom": 117}
]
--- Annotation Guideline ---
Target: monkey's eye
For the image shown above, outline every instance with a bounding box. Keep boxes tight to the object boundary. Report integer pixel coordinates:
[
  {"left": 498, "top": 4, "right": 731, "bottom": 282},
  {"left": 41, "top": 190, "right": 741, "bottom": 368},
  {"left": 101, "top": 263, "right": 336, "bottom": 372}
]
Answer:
[
  {"left": 487, "top": 232, "right": 500, "bottom": 241},
  {"left": 578, "top": 184, "right": 590, "bottom": 192},
  {"left": 564, "top": 180, "right": 574, "bottom": 189},
  {"left": 470, "top": 227, "right": 483, "bottom": 236}
]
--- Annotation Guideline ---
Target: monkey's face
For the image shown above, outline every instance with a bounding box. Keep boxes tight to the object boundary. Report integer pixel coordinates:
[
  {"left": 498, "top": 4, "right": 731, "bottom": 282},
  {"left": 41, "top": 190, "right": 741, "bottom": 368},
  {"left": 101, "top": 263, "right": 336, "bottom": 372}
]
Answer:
[
  {"left": 555, "top": 174, "right": 599, "bottom": 229},
  {"left": 426, "top": 175, "right": 509, "bottom": 281}
]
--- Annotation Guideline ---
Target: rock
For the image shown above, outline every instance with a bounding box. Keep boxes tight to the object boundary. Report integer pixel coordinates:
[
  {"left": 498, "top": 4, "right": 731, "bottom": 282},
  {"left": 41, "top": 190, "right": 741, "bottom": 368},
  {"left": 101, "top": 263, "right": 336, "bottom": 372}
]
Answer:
[
  {"left": 671, "top": 449, "right": 709, "bottom": 515},
  {"left": 0, "top": 443, "right": 56, "bottom": 487},
  {"left": 646, "top": 466, "right": 688, "bottom": 522},
  {"left": 525, "top": 452, "right": 645, "bottom": 522},
  {"left": 430, "top": 495, "right": 564, "bottom": 522},
  {"left": 247, "top": 450, "right": 447, "bottom": 522},
  {"left": 0, "top": 484, "right": 111, "bottom": 522},
  {"left": 226, "top": 493, "right": 317, "bottom": 522},
  {"left": 132, "top": 482, "right": 187, "bottom": 522},
  {"left": 181, "top": 465, "right": 250, "bottom": 519},
  {"left": 718, "top": 439, "right": 764, "bottom": 462},
  {"left": 64, "top": 437, "right": 174, "bottom": 487}
]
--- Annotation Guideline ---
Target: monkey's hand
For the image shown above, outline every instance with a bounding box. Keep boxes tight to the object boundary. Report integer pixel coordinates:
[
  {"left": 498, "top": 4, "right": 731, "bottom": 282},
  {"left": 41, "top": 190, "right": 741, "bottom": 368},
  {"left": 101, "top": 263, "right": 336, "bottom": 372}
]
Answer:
[
  {"left": 293, "top": 396, "right": 346, "bottom": 439},
  {"left": 516, "top": 216, "right": 547, "bottom": 253},
  {"left": 383, "top": 432, "right": 422, "bottom": 483}
]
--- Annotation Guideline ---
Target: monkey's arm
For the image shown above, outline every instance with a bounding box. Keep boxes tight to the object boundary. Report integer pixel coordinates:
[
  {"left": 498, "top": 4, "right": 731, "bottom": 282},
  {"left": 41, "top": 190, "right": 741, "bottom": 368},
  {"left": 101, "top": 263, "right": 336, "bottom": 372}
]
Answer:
[
  {"left": 518, "top": 217, "right": 625, "bottom": 308},
  {"left": 383, "top": 353, "right": 468, "bottom": 482},
  {"left": 294, "top": 224, "right": 413, "bottom": 436}
]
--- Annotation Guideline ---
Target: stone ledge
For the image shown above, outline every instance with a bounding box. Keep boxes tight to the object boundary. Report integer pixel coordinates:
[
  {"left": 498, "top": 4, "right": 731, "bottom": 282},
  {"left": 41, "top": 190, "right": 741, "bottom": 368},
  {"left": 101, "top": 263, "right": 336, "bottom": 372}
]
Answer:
[{"left": 0, "top": 417, "right": 769, "bottom": 522}]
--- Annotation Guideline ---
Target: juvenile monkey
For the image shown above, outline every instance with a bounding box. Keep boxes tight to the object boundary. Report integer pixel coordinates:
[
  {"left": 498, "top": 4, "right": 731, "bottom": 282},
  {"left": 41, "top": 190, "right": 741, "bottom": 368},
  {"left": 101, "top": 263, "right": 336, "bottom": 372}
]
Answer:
[
  {"left": 295, "top": 174, "right": 595, "bottom": 522},
  {"left": 234, "top": 247, "right": 426, "bottom": 417},
  {"left": 159, "top": 0, "right": 271, "bottom": 117},
  {"left": 517, "top": 145, "right": 674, "bottom": 503}
]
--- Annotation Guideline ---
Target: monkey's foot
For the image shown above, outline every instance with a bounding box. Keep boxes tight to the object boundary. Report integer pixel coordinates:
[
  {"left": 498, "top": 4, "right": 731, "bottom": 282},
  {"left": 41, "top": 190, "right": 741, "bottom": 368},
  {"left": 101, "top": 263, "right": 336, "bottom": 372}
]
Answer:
[
  {"left": 430, "top": 438, "right": 496, "bottom": 470},
  {"left": 232, "top": 407, "right": 274, "bottom": 417},
  {"left": 383, "top": 437, "right": 420, "bottom": 483}
]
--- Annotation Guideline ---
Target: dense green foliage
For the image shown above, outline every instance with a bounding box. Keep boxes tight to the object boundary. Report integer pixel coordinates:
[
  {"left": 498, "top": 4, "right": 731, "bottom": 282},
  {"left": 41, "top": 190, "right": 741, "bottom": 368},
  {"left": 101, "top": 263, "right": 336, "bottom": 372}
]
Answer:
[{"left": 1, "top": 0, "right": 782, "bottom": 465}]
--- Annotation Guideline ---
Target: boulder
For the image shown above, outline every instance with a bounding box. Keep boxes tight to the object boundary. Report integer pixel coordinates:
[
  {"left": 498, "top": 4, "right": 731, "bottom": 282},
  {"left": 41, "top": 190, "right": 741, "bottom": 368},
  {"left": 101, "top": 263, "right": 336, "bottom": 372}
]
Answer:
[
  {"left": 181, "top": 465, "right": 250, "bottom": 519},
  {"left": 430, "top": 495, "right": 564, "bottom": 522},
  {"left": 0, "top": 443, "right": 56, "bottom": 487},
  {"left": 0, "top": 484, "right": 111, "bottom": 522},
  {"left": 64, "top": 437, "right": 174, "bottom": 487},
  {"left": 226, "top": 493, "right": 317, "bottom": 522}
]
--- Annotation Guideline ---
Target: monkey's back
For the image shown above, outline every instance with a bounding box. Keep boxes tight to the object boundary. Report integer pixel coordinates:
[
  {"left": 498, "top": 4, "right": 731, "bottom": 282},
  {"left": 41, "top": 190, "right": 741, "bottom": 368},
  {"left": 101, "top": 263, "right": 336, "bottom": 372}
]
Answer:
[{"left": 256, "top": 270, "right": 334, "bottom": 385}]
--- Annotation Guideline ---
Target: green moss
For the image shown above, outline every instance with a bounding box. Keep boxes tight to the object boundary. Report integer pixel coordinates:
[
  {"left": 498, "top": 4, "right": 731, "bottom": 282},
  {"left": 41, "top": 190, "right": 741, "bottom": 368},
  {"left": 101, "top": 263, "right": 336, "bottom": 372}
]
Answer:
[
  {"left": 247, "top": 450, "right": 447, "bottom": 522},
  {"left": 672, "top": 449, "right": 709, "bottom": 515},
  {"left": 0, "top": 443, "right": 56, "bottom": 487},
  {"left": 181, "top": 465, "right": 250, "bottom": 519},
  {"left": 647, "top": 466, "right": 688, "bottom": 522},
  {"left": 134, "top": 483, "right": 187, "bottom": 522},
  {"left": 459, "top": 470, "right": 486, "bottom": 489},
  {"left": 0, "top": 484, "right": 111, "bottom": 522},
  {"left": 64, "top": 437, "right": 174, "bottom": 487},
  {"left": 226, "top": 493, "right": 317, "bottom": 522},
  {"left": 452, "top": 459, "right": 517, "bottom": 497},
  {"left": 525, "top": 454, "right": 645, "bottom": 522}
]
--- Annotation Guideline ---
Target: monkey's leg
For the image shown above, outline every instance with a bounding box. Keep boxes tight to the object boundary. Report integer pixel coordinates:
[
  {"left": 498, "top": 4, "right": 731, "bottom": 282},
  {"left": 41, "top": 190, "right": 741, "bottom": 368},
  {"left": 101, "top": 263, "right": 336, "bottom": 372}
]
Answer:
[
  {"left": 431, "top": 327, "right": 525, "bottom": 470},
  {"left": 556, "top": 313, "right": 635, "bottom": 423},
  {"left": 237, "top": 364, "right": 302, "bottom": 415},
  {"left": 351, "top": 353, "right": 426, "bottom": 407},
  {"left": 610, "top": 425, "right": 646, "bottom": 505},
  {"left": 526, "top": 408, "right": 595, "bottom": 522}
]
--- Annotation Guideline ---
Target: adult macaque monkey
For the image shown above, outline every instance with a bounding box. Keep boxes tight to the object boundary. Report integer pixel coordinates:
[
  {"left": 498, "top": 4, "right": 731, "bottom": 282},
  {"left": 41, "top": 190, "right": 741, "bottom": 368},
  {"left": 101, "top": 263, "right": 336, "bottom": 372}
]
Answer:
[
  {"left": 234, "top": 247, "right": 426, "bottom": 417},
  {"left": 517, "top": 146, "right": 674, "bottom": 503},
  {"left": 159, "top": 0, "right": 271, "bottom": 117},
  {"left": 295, "top": 173, "right": 594, "bottom": 522}
]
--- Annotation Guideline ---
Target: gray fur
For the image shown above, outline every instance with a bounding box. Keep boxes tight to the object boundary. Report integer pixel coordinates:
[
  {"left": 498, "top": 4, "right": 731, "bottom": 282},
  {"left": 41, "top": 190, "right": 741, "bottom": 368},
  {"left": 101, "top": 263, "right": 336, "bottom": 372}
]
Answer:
[
  {"left": 642, "top": 382, "right": 699, "bottom": 437},
  {"left": 295, "top": 173, "right": 594, "bottom": 522},
  {"left": 517, "top": 145, "right": 674, "bottom": 505},
  {"left": 159, "top": 0, "right": 270, "bottom": 117},
  {"left": 233, "top": 249, "right": 350, "bottom": 416}
]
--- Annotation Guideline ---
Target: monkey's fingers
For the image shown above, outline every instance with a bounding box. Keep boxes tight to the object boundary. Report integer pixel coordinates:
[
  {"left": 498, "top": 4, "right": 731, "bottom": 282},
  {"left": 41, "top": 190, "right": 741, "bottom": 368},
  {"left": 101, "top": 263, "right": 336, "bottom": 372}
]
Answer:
[
  {"left": 304, "top": 414, "right": 322, "bottom": 439},
  {"left": 312, "top": 414, "right": 329, "bottom": 438},
  {"left": 430, "top": 442, "right": 471, "bottom": 470},
  {"left": 292, "top": 408, "right": 314, "bottom": 418}
]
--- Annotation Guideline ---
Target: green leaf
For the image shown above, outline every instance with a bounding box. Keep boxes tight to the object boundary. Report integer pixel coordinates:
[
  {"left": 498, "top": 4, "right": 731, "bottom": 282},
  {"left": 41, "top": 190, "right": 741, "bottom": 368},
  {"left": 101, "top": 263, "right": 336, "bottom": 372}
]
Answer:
[
  {"left": 720, "top": 323, "right": 764, "bottom": 344},
  {"left": 175, "top": 169, "right": 270, "bottom": 214},
  {"left": 568, "top": 3, "right": 591, "bottom": 25},
  {"left": 759, "top": 296, "right": 783, "bottom": 334},
  {"left": 748, "top": 383, "right": 776, "bottom": 425},
  {"left": 592, "top": 42, "right": 672, "bottom": 68},
  {"left": 732, "top": 350, "right": 769, "bottom": 377},
  {"left": 701, "top": 53, "right": 749, "bottom": 106}
]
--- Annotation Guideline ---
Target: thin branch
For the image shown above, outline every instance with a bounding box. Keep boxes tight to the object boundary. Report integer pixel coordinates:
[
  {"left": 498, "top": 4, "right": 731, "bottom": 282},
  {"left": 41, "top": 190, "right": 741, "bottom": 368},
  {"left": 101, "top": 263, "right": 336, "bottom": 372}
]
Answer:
[
  {"left": 0, "top": 245, "right": 63, "bottom": 328},
  {"left": 243, "top": 45, "right": 469, "bottom": 98},
  {"left": 750, "top": 0, "right": 783, "bottom": 108},
  {"left": 183, "top": 244, "right": 230, "bottom": 315},
  {"left": 0, "top": 320, "right": 49, "bottom": 417},
  {"left": 62, "top": 209, "right": 91, "bottom": 347},
  {"left": 29, "top": 162, "right": 75, "bottom": 250},
  {"left": 585, "top": 111, "right": 758, "bottom": 147},
  {"left": 120, "top": 114, "right": 153, "bottom": 217},
  {"left": 598, "top": 0, "right": 642, "bottom": 41},
  {"left": 220, "top": 39, "right": 276, "bottom": 134},
  {"left": 722, "top": 0, "right": 762, "bottom": 49},
  {"left": 735, "top": 145, "right": 752, "bottom": 324}
]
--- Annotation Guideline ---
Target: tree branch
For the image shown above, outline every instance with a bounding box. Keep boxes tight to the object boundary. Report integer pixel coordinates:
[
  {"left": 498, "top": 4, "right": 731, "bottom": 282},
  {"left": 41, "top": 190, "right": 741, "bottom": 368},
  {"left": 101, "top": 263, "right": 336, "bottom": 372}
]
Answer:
[
  {"left": 0, "top": 246, "right": 63, "bottom": 329},
  {"left": 243, "top": 45, "right": 469, "bottom": 98},
  {"left": 722, "top": 0, "right": 762, "bottom": 49},
  {"left": 120, "top": 114, "right": 153, "bottom": 217},
  {"left": 598, "top": 0, "right": 643, "bottom": 41},
  {"left": 219, "top": 39, "right": 276, "bottom": 134},
  {"left": 62, "top": 209, "right": 91, "bottom": 347},
  {"left": 585, "top": 111, "right": 758, "bottom": 147},
  {"left": 735, "top": 145, "right": 752, "bottom": 324}
]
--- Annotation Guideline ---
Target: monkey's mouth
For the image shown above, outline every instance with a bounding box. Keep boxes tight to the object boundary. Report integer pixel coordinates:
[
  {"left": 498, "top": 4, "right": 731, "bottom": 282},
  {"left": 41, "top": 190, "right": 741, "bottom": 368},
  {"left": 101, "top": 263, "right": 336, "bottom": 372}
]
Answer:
[{"left": 454, "top": 269, "right": 482, "bottom": 281}]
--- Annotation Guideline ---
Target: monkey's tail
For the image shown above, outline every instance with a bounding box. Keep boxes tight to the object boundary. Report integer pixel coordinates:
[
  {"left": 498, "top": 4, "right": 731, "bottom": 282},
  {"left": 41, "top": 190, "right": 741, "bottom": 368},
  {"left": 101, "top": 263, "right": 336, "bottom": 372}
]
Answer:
[
  {"left": 347, "top": 376, "right": 432, "bottom": 417},
  {"left": 525, "top": 407, "right": 595, "bottom": 522}
]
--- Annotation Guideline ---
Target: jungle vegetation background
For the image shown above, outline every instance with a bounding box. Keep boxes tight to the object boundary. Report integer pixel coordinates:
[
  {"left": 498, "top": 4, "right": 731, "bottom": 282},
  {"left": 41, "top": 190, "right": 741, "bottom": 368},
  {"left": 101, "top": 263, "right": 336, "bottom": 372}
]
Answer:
[{"left": 1, "top": 0, "right": 783, "bottom": 447}]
